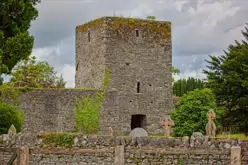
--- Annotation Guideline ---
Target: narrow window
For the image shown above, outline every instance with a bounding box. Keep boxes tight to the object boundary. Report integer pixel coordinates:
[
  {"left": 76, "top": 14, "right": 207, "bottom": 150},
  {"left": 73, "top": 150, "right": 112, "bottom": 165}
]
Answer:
[
  {"left": 137, "top": 82, "right": 140, "bottom": 93},
  {"left": 135, "top": 29, "right": 139, "bottom": 37},
  {"left": 88, "top": 31, "right": 90, "bottom": 42}
]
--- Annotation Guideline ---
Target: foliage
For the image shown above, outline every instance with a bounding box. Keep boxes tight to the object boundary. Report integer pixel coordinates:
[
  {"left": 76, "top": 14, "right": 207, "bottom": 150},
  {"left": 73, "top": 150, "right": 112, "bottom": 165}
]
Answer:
[
  {"left": 146, "top": 16, "right": 156, "bottom": 20},
  {"left": 7, "top": 56, "right": 65, "bottom": 88},
  {"left": 172, "top": 66, "right": 180, "bottom": 82},
  {"left": 0, "top": 0, "right": 40, "bottom": 74},
  {"left": 203, "top": 24, "right": 248, "bottom": 133},
  {"left": 74, "top": 68, "right": 110, "bottom": 134},
  {"left": 77, "top": 17, "right": 171, "bottom": 41},
  {"left": 173, "top": 77, "right": 205, "bottom": 97},
  {"left": 37, "top": 132, "right": 77, "bottom": 148},
  {"left": 217, "top": 134, "right": 248, "bottom": 141},
  {"left": 171, "top": 89, "right": 226, "bottom": 137},
  {"left": 0, "top": 103, "right": 23, "bottom": 134}
]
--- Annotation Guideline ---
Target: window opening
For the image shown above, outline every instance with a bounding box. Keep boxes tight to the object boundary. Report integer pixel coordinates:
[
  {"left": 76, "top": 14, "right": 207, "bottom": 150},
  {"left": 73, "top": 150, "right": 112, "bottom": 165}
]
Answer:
[
  {"left": 137, "top": 82, "right": 140, "bottom": 93},
  {"left": 135, "top": 29, "right": 139, "bottom": 37},
  {"left": 88, "top": 31, "right": 90, "bottom": 42}
]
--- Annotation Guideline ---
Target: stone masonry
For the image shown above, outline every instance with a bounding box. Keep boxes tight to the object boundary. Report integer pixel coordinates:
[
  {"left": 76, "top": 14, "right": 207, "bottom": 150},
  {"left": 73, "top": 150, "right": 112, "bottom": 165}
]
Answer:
[
  {"left": 76, "top": 17, "right": 173, "bottom": 135},
  {"left": 5, "top": 17, "right": 173, "bottom": 136},
  {"left": 0, "top": 133, "right": 247, "bottom": 165}
]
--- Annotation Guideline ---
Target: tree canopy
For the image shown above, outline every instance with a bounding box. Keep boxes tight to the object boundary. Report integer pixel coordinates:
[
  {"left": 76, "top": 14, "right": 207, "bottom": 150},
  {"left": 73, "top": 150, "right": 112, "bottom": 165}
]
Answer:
[
  {"left": 171, "top": 88, "right": 225, "bottom": 137},
  {"left": 7, "top": 56, "right": 65, "bottom": 88},
  {"left": 173, "top": 77, "right": 205, "bottom": 97},
  {"left": 0, "top": 0, "right": 40, "bottom": 75},
  {"left": 203, "top": 24, "right": 248, "bottom": 133}
]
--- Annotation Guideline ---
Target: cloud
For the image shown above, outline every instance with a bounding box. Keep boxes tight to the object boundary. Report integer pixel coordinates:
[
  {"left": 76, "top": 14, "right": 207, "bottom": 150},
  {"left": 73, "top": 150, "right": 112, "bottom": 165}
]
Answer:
[{"left": 26, "top": 0, "right": 248, "bottom": 87}]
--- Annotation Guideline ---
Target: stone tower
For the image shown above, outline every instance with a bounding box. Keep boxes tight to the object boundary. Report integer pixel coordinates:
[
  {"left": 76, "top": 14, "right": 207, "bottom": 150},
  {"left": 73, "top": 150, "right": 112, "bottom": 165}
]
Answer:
[{"left": 76, "top": 17, "right": 173, "bottom": 135}]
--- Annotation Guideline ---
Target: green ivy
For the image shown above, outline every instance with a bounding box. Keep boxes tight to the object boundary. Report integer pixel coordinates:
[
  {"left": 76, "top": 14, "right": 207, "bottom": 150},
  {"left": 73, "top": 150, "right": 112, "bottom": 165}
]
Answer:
[
  {"left": 38, "top": 132, "right": 77, "bottom": 148},
  {"left": 74, "top": 68, "right": 110, "bottom": 134}
]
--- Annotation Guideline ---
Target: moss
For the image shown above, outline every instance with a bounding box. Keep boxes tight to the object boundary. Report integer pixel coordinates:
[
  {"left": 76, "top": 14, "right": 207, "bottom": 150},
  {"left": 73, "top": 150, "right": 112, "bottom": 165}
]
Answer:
[
  {"left": 37, "top": 132, "right": 79, "bottom": 148},
  {"left": 217, "top": 134, "right": 248, "bottom": 141},
  {"left": 77, "top": 16, "right": 171, "bottom": 41}
]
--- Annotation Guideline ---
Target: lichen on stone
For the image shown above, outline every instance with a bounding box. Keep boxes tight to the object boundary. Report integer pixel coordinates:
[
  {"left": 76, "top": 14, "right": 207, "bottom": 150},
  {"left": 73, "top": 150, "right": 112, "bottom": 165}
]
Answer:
[{"left": 76, "top": 16, "right": 171, "bottom": 41}]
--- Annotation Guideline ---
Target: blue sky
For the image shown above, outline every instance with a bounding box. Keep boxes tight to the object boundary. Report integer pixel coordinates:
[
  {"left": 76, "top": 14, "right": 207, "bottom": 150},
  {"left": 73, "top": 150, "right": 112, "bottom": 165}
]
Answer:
[{"left": 27, "top": 0, "right": 248, "bottom": 87}]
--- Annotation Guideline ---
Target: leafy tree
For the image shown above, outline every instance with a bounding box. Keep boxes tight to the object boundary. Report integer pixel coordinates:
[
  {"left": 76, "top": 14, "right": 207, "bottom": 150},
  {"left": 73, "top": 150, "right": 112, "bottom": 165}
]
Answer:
[
  {"left": 0, "top": 103, "right": 23, "bottom": 134},
  {"left": 173, "top": 77, "right": 205, "bottom": 97},
  {"left": 0, "top": 0, "right": 40, "bottom": 75},
  {"left": 172, "top": 66, "right": 180, "bottom": 82},
  {"left": 203, "top": 24, "right": 248, "bottom": 133},
  {"left": 7, "top": 56, "right": 65, "bottom": 88},
  {"left": 171, "top": 89, "right": 225, "bottom": 137}
]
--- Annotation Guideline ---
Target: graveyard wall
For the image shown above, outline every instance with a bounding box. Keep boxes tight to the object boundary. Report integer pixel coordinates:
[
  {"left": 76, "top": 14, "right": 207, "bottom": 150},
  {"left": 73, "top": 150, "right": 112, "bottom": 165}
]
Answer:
[{"left": 1, "top": 133, "right": 248, "bottom": 165}]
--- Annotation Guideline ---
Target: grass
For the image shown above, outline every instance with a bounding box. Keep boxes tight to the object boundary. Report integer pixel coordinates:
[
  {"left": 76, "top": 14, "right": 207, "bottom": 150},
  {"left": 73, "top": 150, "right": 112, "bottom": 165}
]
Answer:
[{"left": 217, "top": 134, "right": 248, "bottom": 141}]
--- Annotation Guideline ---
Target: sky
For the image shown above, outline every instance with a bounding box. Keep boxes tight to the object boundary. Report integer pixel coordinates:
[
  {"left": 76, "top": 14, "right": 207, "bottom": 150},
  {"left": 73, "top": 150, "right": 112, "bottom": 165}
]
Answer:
[{"left": 27, "top": 0, "right": 248, "bottom": 87}]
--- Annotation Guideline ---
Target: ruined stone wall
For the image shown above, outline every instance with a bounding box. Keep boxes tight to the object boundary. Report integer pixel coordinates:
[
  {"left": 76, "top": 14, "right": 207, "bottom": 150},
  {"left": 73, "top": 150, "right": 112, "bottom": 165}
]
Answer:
[
  {"left": 1, "top": 133, "right": 248, "bottom": 165},
  {"left": 18, "top": 89, "right": 118, "bottom": 134}
]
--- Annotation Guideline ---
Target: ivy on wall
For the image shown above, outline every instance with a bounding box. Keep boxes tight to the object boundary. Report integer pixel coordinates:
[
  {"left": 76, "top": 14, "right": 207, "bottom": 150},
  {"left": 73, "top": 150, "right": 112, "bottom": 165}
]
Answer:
[{"left": 74, "top": 68, "right": 110, "bottom": 134}]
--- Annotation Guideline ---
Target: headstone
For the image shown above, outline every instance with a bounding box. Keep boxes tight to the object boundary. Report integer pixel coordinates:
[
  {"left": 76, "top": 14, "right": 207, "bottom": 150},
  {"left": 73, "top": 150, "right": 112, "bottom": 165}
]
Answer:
[
  {"left": 8, "top": 124, "right": 17, "bottom": 136},
  {"left": 129, "top": 128, "right": 148, "bottom": 139},
  {"left": 161, "top": 117, "right": 174, "bottom": 137},
  {"left": 206, "top": 109, "right": 216, "bottom": 138},
  {"left": 108, "top": 127, "right": 114, "bottom": 137}
]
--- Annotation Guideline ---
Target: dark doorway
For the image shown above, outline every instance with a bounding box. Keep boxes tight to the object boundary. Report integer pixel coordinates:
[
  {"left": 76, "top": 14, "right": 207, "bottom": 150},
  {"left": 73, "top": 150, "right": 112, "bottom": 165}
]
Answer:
[{"left": 131, "top": 114, "right": 147, "bottom": 130}]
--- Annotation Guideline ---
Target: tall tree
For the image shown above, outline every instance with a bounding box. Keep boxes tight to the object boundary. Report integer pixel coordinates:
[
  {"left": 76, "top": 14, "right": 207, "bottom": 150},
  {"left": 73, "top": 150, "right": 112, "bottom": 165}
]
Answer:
[
  {"left": 7, "top": 56, "right": 65, "bottom": 88},
  {"left": 0, "top": 0, "right": 40, "bottom": 75},
  {"left": 203, "top": 24, "right": 248, "bottom": 133},
  {"left": 173, "top": 77, "right": 205, "bottom": 97}
]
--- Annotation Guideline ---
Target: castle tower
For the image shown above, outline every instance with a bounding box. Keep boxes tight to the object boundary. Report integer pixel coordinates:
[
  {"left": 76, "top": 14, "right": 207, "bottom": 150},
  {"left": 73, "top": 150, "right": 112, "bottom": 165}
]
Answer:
[{"left": 76, "top": 17, "right": 173, "bottom": 135}]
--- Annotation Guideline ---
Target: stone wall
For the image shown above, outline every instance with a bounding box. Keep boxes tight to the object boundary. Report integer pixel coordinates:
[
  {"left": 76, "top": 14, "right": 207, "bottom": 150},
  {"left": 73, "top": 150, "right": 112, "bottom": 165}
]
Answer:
[
  {"left": 1, "top": 133, "right": 248, "bottom": 165},
  {"left": 18, "top": 89, "right": 119, "bottom": 134}
]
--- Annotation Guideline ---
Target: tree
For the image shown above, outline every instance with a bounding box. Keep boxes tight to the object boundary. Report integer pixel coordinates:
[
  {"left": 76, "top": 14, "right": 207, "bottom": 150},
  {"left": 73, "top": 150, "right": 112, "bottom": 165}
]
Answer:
[
  {"left": 0, "top": 0, "right": 40, "bottom": 75},
  {"left": 7, "top": 56, "right": 65, "bottom": 88},
  {"left": 171, "top": 89, "right": 225, "bottom": 137},
  {"left": 0, "top": 103, "right": 23, "bottom": 134},
  {"left": 203, "top": 24, "right": 248, "bottom": 133},
  {"left": 172, "top": 66, "right": 180, "bottom": 82},
  {"left": 173, "top": 77, "right": 205, "bottom": 97}
]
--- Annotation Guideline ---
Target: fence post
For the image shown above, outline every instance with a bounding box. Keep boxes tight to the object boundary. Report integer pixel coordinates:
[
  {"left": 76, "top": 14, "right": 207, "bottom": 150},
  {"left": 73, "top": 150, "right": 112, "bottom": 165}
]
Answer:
[
  {"left": 231, "top": 146, "right": 241, "bottom": 165},
  {"left": 17, "top": 147, "right": 29, "bottom": 165},
  {"left": 115, "top": 145, "right": 124, "bottom": 165}
]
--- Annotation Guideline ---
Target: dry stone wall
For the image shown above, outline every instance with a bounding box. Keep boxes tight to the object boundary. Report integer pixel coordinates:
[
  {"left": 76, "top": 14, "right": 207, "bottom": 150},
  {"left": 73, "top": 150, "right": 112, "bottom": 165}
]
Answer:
[{"left": 1, "top": 133, "right": 248, "bottom": 165}]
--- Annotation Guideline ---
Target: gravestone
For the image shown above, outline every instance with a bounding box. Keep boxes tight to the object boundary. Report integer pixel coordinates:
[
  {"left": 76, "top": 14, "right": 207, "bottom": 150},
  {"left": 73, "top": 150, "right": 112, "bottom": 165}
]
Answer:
[
  {"left": 8, "top": 124, "right": 17, "bottom": 136},
  {"left": 206, "top": 109, "right": 216, "bottom": 138},
  {"left": 108, "top": 127, "right": 114, "bottom": 137},
  {"left": 129, "top": 128, "right": 148, "bottom": 139},
  {"left": 161, "top": 117, "right": 174, "bottom": 137}
]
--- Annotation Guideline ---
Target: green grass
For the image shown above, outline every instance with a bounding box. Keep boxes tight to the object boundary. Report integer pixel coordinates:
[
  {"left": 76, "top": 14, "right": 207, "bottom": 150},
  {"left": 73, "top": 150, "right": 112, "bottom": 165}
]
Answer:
[{"left": 217, "top": 134, "right": 248, "bottom": 141}]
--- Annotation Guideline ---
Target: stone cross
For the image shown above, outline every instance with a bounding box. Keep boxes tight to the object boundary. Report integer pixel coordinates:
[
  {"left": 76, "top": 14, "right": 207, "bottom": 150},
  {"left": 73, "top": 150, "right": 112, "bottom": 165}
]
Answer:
[
  {"left": 161, "top": 118, "right": 174, "bottom": 137},
  {"left": 8, "top": 124, "right": 17, "bottom": 136},
  {"left": 206, "top": 109, "right": 216, "bottom": 138},
  {"left": 108, "top": 127, "right": 114, "bottom": 137}
]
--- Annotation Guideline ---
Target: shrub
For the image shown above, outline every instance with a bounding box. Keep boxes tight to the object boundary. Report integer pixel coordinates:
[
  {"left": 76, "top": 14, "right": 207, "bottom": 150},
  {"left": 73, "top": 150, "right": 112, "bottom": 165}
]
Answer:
[
  {"left": 171, "top": 88, "right": 226, "bottom": 137},
  {"left": 0, "top": 103, "right": 24, "bottom": 134}
]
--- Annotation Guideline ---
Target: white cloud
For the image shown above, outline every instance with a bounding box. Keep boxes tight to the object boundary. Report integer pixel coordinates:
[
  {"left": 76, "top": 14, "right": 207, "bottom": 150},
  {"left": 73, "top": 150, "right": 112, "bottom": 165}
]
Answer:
[
  {"left": 27, "top": 0, "right": 248, "bottom": 86},
  {"left": 59, "top": 64, "right": 75, "bottom": 88}
]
